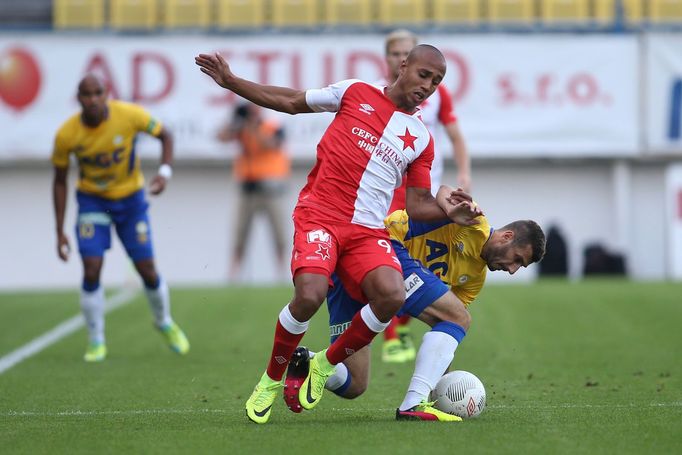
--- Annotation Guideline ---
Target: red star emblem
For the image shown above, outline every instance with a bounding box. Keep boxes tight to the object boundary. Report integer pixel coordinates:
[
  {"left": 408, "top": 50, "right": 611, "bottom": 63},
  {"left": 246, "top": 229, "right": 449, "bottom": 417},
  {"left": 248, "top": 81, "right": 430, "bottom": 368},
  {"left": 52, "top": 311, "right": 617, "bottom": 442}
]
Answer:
[
  {"left": 316, "top": 244, "right": 330, "bottom": 260},
  {"left": 398, "top": 128, "right": 417, "bottom": 151}
]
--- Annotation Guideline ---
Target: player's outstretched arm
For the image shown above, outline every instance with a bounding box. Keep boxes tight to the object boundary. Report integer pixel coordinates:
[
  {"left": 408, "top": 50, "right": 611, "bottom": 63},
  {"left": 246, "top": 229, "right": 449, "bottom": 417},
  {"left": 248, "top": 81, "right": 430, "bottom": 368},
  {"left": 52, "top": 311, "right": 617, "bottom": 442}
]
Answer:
[
  {"left": 52, "top": 166, "right": 71, "bottom": 261},
  {"left": 195, "top": 52, "right": 312, "bottom": 115}
]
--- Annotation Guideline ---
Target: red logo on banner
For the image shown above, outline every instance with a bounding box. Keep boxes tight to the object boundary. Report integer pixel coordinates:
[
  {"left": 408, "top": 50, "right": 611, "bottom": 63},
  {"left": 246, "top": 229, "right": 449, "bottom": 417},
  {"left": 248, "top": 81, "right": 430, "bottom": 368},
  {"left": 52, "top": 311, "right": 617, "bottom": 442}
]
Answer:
[{"left": 0, "top": 47, "right": 41, "bottom": 112}]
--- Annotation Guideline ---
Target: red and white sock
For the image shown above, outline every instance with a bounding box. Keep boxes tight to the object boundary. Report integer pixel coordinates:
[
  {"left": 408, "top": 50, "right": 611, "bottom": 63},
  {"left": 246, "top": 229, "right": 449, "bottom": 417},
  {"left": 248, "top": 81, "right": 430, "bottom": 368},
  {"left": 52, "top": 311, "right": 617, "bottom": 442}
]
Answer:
[
  {"left": 326, "top": 305, "right": 389, "bottom": 365},
  {"left": 266, "top": 304, "right": 308, "bottom": 381}
]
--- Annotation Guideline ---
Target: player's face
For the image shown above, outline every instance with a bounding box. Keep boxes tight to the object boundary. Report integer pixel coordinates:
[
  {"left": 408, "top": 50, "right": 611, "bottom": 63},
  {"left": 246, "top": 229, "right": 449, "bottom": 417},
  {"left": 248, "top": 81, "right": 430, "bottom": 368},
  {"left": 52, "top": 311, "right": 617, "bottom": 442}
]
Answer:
[
  {"left": 386, "top": 39, "right": 414, "bottom": 81},
  {"left": 485, "top": 233, "right": 533, "bottom": 275},
  {"left": 396, "top": 53, "right": 445, "bottom": 110},
  {"left": 77, "top": 80, "right": 108, "bottom": 121}
]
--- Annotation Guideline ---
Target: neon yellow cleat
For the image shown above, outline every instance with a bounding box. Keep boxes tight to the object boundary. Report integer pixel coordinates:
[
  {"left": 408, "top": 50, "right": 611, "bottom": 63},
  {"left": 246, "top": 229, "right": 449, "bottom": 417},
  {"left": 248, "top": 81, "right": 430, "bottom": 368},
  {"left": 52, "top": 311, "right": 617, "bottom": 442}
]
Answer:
[
  {"left": 299, "top": 349, "right": 336, "bottom": 410},
  {"left": 382, "top": 339, "right": 408, "bottom": 363},
  {"left": 84, "top": 342, "right": 107, "bottom": 362},
  {"left": 245, "top": 372, "right": 283, "bottom": 424},
  {"left": 397, "top": 325, "right": 416, "bottom": 361},
  {"left": 396, "top": 401, "right": 463, "bottom": 422},
  {"left": 159, "top": 322, "right": 190, "bottom": 355}
]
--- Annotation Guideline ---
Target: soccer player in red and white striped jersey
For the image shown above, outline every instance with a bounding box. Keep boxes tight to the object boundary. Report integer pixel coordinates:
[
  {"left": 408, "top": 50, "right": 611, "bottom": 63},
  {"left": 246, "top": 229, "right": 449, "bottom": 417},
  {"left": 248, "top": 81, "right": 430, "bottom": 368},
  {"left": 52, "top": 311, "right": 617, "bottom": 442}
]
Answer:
[{"left": 195, "top": 45, "right": 482, "bottom": 424}]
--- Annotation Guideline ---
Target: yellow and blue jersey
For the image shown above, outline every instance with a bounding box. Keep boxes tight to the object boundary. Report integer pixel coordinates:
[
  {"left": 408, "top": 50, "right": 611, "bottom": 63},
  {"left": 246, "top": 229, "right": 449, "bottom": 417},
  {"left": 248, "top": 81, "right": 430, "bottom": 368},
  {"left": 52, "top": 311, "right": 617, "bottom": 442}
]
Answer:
[
  {"left": 52, "top": 100, "right": 163, "bottom": 200},
  {"left": 385, "top": 210, "right": 491, "bottom": 306}
]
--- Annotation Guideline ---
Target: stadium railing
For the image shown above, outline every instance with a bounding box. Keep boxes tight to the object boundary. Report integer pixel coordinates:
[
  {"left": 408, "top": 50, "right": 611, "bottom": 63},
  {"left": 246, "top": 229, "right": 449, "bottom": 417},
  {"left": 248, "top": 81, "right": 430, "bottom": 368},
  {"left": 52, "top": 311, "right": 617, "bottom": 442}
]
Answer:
[{"left": 35, "top": 0, "right": 682, "bottom": 33}]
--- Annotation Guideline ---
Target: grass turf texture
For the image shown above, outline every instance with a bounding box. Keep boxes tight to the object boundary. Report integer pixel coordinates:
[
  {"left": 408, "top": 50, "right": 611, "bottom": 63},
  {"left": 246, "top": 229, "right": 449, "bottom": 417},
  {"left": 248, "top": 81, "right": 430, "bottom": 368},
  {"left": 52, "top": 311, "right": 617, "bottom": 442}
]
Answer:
[{"left": 0, "top": 280, "right": 680, "bottom": 454}]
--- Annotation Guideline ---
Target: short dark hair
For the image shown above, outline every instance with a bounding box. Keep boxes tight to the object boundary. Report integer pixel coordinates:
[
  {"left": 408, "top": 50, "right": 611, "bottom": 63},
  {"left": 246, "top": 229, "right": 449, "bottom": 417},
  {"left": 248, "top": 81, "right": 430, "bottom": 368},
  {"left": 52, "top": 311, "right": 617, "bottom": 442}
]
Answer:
[{"left": 502, "top": 220, "right": 546, "bottom": 264}]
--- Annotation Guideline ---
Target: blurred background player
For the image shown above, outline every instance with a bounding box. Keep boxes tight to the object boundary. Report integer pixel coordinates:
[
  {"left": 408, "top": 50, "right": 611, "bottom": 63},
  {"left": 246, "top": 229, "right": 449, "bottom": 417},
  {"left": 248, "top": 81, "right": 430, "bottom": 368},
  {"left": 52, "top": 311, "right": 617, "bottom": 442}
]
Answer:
[
  {"left": 380, "top": 29, "right": 472, "bottom": 363},
  {"left": 284, "top": 189, "right": 545, "bottom": 420},
  {"left": 217, "top": 101, "right": 290, "bottom": 282},
  {"left": 196, "top": 47, "right": 482, "bottom": 424},
  {"left": 51, "top": 74, "right": 189, "bottom": 362}
]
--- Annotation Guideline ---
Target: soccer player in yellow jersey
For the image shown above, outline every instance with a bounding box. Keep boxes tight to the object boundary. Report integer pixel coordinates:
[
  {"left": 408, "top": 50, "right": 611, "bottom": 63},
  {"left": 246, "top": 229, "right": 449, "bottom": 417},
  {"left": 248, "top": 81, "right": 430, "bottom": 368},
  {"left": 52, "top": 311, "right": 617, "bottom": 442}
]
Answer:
[
  {"left": 51, "top": 74, "right": 189, "bottom": 362},
  {"left": 283, "top": 185, "right": 545, "bottom": 421}
]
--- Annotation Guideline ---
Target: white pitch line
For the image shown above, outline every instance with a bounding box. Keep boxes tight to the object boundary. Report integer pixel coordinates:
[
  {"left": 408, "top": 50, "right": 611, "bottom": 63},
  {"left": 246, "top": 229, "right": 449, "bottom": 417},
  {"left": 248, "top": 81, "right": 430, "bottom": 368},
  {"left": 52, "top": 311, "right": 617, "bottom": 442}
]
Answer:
[
  {"left": 0, "top": 288, "right": 138, "bottom": 375},
  {"left": 2, "top": 402, "right": 681, "bottom": 418}
]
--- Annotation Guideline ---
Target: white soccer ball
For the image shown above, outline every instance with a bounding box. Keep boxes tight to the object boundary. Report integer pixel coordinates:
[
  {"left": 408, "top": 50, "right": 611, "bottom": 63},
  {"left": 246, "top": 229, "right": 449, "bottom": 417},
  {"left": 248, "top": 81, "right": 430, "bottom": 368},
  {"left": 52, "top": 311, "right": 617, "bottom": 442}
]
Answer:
[{"left": 431, "top": 370, "right": 486, "bottom": 419}]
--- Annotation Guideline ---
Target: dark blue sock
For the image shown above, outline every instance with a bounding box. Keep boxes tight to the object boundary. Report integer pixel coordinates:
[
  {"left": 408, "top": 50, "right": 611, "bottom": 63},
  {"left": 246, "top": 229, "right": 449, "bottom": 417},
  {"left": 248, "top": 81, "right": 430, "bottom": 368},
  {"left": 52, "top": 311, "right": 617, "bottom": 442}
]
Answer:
[
  {"left": 82, "top": 280, "right": 100, "bottom": 292},
  {"left": 432, "top": 321, "right": 467, "bottom": 343},
  {"left": 332, "top": 373, "right": 352, "bottom": 397},
  {"left": 145, "top": 275, "right": 160, "bottom": 290}
]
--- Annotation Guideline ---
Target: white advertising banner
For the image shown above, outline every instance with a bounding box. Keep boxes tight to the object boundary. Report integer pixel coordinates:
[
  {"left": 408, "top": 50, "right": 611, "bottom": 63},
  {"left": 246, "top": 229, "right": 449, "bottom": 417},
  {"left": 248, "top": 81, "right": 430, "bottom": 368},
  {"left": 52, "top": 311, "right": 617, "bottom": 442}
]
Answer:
[
  {"left": 666, "top": 164, "right": 682, "bottom": 279},
  {"left": 0, "top": 34, "right": 638, "bottom": 160},
  {"left": 646, "top": 34, "right": 682, "bottom": 154}
]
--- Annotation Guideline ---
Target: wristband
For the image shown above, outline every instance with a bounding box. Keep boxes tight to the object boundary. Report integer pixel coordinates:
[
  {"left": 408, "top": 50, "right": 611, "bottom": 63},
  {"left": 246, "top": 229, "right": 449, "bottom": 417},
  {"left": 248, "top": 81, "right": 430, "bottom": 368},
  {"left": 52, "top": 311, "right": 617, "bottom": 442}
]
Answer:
[{"left": 158, "top": 163, "right": 173, "bottom": 180}]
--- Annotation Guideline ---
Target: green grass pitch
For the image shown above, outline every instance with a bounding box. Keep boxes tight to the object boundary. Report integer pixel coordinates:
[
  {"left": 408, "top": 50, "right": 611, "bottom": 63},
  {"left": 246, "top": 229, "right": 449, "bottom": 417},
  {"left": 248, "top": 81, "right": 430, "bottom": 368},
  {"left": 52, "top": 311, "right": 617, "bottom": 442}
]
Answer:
[{"left": 1, "top": 280, "right": 680, "bottom": 454}]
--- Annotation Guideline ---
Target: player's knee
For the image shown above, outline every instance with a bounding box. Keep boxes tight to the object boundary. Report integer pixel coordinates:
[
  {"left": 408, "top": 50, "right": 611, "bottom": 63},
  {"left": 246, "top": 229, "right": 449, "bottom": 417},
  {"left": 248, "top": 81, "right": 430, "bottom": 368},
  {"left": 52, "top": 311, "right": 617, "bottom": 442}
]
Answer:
[
  {"left": 363, "top": 268, "right": 405, "bottom": 319},
  {"left": 140, "top": 271, "right": 159, "bottom": 289},
  {"left": 82, "top": 264, "right": 102, "bottom": 284},
  {"left": 134, "top": 259, "right": 158, "bottom": 286},
  {"left": 83, "top": 270, "right": 99, "bottom": 284},
  {"left": 371, "top": 284, "right": 405, "bottom": 321},
  {"left": 291, "top": 284, "right": 326, "bottom": 319}
]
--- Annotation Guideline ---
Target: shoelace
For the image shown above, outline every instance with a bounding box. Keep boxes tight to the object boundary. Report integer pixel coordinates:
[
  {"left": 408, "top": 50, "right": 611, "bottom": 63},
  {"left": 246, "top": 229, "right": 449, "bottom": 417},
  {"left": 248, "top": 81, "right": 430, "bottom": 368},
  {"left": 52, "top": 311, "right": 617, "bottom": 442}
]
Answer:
[
  {"left": 311, "top": 361, "right": 332, "bottom": 396},
  {"left": 252, "top": 383, "right": 279, "bottom": 407},
  {"left": 416, "top": 400, "right": 437, "bottom": 410}
]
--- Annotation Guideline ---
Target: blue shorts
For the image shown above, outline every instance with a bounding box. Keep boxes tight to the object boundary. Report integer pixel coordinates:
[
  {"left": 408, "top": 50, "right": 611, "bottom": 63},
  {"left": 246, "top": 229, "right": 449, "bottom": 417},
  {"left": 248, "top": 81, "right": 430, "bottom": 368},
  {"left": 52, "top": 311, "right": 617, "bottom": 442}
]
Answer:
[
  {"left": 327, "top": 240, "right": 449, "bottom": 342},
  {"left": 75, "top": 189, "right": 154, "bottom": 261}
]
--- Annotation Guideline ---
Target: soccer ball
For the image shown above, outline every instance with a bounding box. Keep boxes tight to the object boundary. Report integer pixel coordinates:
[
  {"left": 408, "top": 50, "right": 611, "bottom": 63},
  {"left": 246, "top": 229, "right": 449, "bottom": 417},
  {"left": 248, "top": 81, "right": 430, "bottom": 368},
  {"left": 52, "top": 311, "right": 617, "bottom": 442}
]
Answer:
[{"left": 431, "top": 370, "right": 486, "bottom": 419}]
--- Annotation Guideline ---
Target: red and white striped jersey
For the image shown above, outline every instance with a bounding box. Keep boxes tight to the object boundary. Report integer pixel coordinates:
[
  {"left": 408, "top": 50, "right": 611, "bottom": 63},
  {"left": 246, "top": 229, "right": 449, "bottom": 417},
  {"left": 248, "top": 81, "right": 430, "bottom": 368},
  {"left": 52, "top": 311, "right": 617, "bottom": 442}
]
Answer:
[{"left": 298, "top": 79, "right": 434, "bottom": 229}]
